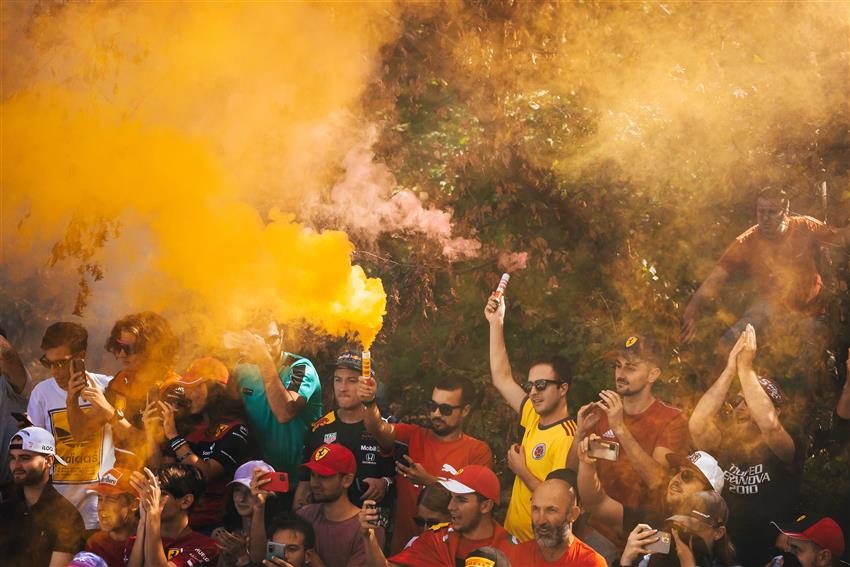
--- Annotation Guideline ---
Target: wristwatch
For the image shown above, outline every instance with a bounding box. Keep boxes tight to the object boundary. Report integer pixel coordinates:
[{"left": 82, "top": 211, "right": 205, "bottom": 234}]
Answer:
[{"left": 108, "top": 407, "right": 125, "bottom": 424}]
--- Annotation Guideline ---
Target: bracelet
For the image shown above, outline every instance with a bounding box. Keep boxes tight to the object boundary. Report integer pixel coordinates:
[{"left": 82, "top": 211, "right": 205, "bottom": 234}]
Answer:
[
  {"left": 169, "top": 435, "right": 188, "bottom": 454},
  {"left": 381, "top": 476, "right": 394, "bottom": 487}
]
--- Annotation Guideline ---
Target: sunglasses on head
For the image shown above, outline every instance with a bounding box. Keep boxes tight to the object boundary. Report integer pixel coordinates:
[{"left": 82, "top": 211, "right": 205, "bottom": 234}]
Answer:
[
  {"left": 426, "top": 400, "right": 463, "bottom": 416},
  {"left": 39, "top": 355, "right": 73, "bottom": 370},
  {"left": 413, "top": 516, "right": 443, "bottom": 529},
  {"left": 521, "top": 379, "right": 563, "bottom": 394},
  {"left": 109, "top": 340, "right": 137, "bottom": 356}
]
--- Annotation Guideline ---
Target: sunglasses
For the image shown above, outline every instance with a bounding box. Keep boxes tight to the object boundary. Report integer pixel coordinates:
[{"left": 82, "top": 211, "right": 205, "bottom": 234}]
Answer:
[
  {"left": 413, "top": 516, "right": 443, "bottom": 529},
  {"left": 426, "top": 400, "right": 463, "bottom": 416},
  {"left": 109, "top": 341, "right": 137, "bottom": 356},
  {"left": 521, "top": 379, "right": 563, "bottom": 394},
  {"left": 677, "top": 468, "right": 712, "bottom": 491},
  {"left": 39, "top": 355, "right": 73, "bottom": 370}
]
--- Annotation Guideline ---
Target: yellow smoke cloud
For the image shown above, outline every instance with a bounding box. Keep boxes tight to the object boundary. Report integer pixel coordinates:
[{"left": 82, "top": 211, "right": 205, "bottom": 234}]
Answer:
[{"left": 2, "top": 3, "right": 394, "bottom": 349}]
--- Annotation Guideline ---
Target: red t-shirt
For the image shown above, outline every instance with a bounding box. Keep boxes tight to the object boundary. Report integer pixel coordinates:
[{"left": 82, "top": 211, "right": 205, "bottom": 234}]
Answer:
[
  {"left": 86, "top": 531, "right": 126, "bottom": 567},
  {"left": 504, "top": 537, "right": 608, "bottom": 566},
  {"left": 124, "top": 530, "right": 220, "bottom": 566},
  {"left": 718, "top": 215, "right": 841, "bottom": 315},
  {"left": 389, "top": 521, "right": 516, "bottom": 567},
  {"left": 592, "top": 399, "right": 688, "bottom": 510},
  {"left": 390, "top": 424, "right": 493, "bottom": 554}
]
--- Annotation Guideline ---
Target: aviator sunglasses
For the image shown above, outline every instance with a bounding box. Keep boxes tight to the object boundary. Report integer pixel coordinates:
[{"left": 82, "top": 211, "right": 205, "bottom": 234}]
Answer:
[
  {"left": 521, "top": 379, "right": 563, "bottom": 394},
  {"left": 39, "top": 355, "right": 73, "bottom": 369},
  {"left": 109, "top": 340, "right": 138, "bottom": 356}
]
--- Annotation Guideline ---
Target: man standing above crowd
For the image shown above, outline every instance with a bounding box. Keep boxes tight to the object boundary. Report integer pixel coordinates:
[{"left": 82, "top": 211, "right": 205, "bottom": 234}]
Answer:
[
  {"left": 484, "top": 293, "right": 577, "bottom": 541},
  {"left": 568, "top": 334, "right": 689, "bottom": 512},
  {"left": 294, "top": 351, "right": 395, "bottom": 528},
  {"left": 0, "top": 329, "right": 30, "bottom": 495},
  {"left": 503, "top": 474, "right": 606, "bottom": 566},
  {"left": 359, "top": 374, "right": 493, "bottom": 553},
  {"left": 28, "top": 322, "right": 115, "bottom": 529},
  {"left": 0, "top": 426, "right": 86, "bottom": 567},
  {"left": 361, "top": 465, "right": 515, "bottom": 567},
  {"left": 690, "top": 325, "right": 801, "bottom": 566},
  {"left": 226, "top": 322, "right": 322, "bottom": 506}
]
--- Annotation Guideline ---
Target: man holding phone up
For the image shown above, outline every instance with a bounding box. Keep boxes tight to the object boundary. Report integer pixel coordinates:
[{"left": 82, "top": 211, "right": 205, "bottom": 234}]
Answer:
[{"left": 27, "top": 322, "right": 115, "bottom": 529}]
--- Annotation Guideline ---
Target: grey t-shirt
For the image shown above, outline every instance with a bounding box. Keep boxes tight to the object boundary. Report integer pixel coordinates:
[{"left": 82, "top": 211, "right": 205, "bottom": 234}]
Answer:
[{"left": 0, "top": 373, "right": 30, "bottom": 486}]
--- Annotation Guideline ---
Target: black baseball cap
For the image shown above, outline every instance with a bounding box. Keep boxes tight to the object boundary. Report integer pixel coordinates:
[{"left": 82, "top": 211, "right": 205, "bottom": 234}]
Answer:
[
  {"left": 606, "top": 334, "right": 665, "bottom": 368},
  {"left": 332, "top": 351, "right": 374, "bottom": 377}
]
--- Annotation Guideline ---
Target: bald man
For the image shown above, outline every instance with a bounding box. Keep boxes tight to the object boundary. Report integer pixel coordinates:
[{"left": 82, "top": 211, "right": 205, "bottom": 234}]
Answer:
[{"left": 504, "top": 475, "right": 607, "bottom": 566}]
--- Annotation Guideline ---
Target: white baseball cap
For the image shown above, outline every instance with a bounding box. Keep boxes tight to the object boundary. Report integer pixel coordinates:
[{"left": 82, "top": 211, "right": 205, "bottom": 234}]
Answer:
[
  {"left": 227, "top": 460, "right": 274, "bottom": 488},
  {"left": 9, "top": 426, "right": 68, "bottom": 466},
  {"left": 667, "top": 451, "right": 724, "bottom": 494}
]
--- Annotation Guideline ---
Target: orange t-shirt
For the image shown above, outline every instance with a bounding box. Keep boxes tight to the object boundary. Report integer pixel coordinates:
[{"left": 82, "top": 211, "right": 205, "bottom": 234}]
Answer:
[
  {"left": 504, "top": 537, "right": 608, "bottom": 567},
  {"left": 389, "top": 423, "right": 493, "bottom": 554},
  {"left": 592, "top": 399, "right": 689, "bottom": 510},
  {"left": 718, "top": 215, "right": 841, "bottom": 316},
  {"left": 389, "top": 521, "right": 515, "bottom": 567}
]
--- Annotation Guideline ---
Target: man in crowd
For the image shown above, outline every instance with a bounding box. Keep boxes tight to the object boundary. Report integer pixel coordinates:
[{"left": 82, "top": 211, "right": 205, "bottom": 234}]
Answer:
[
  {"left": 226, "top": 323, "right": 322, "bottom": 506},
  {"left": 568, "top": 334, "right": 689, "bottom": 512},
  {"left": 681, "top": 186, "right": 850, "bottom": 390},
  {"left": 689, "top": 325, "right": 801, "bottom": 566},
  {"left": 503, "top": 474, "right": 606, "bottom": 566},
  {"left": 86, "top": 468, "right": 139, "bottom": 567},
  {"left": 0, "top": 329, "right": 30, "bottom": 495},
  {"left": 358, "top": 374, "right": 493, "bottom": 553},
  {"left": 264, "top": 512, "right": 322, "bottom": 567},
  {"left": 126, "top": 464, "right": 219, "bottom": 566},
  {"left": 297, "top": 443, "right": 383, "bottom": 567},
  {"left": 361, "top": 464, "right": 516, "bottom": 566},
  {"left": 773, "top": 516, "right": 846, "bottom": 567},
  {"left": 578, "top": 438, "right": 725, "bottom": 543},
  {"left": 0, "top": 426, "right": 86, "bottom": 567},
  {"left": 484, "top": 293, "right": 577, "bottom": 541},
  {"left": 27, "top": 321, "right": 115, "bottom": 528},
  {"left": 294, "top": 351, "right": 395, "bottom": 529}
]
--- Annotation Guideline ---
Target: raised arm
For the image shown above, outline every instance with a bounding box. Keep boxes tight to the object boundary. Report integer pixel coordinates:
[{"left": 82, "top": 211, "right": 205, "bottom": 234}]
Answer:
[
  {"left": 682, "top": 265, "right": 730, "bottom": 344},
  {"left": 690, "top": 332, "right": 747, "bottom": 450},
  {"left": 357, "top": 376, "right": 395, "bottom": 451},
  {"left": 736, "top": 325, "right": 795, "bottom": 463},
  {"left": 566, "top": 403, "right": 602, "bottom": 472},
  {"left": 0, "top": 335, "right": 28, "bottom": 394},
  {"left": 248, "top": 469, "right": 272, "bottom": 565},
  {"left": 576, "top": 434, "right": 624, "bottom": 536},
  {"left": 838, "top": 348, "right": 850, "bottom": 420},
  {"left": 229, "top": 331, "right": 305, "bottom": 423},
  {"left": 484, "top": 294, "right": 525, "bottom": 413}
]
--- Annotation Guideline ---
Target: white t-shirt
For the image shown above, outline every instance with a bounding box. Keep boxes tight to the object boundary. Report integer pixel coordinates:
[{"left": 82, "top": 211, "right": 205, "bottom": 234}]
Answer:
[{"left": 26, "top": 372, "right": 115, "bottom": 529}]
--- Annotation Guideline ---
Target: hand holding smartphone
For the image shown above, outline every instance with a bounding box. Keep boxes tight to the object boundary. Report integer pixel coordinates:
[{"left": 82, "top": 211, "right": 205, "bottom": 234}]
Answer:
[
  {"left": 587, "top": 439, "right": 620, "bottom": 461},
  {"left": 260, "top": 471, "right": 289, "bottom": 493},
  {"left": 645, "top": 530, "right": 672, "bottom": 554}
]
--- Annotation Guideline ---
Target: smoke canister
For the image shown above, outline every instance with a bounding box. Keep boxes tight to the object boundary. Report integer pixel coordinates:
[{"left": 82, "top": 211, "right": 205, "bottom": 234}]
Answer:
[
  {"left": 492, "top": 273, "right": 510, "bottom": 300},
  {"left": 361, "top": 350, "right": 371, "bottom": 381}
]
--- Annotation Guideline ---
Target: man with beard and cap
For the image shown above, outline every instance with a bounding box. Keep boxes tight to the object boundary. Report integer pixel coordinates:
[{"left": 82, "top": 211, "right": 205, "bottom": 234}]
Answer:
[
  {"left": 360, "top": 464, "right": 516, "bottom": 567},
  {"left": 293, "top": 351, "right": 396, "bottom": 531},
  {"left": 578, "top": 442, "right": 725, "bottom": 545},
  {"left": 85, "top": 468, "right": 139, "bottom": 567},
  {"left": 27, "top": 321, "right": 116, "bottom": 529},
  {"left": 567, "top": 334, "right": 689, "bottom": 513},
  {"left": 484, "top": 293, "right": 578, "bottom": 541},
  {"left": 772, "top": 516, "right": 847, "bottom": 567},
  {"left": 502, "top": 475, "right": 607, "bottom": 566},
  {"left": 690, "top": 325, "right": 802, "bottom": 567},
  {"left": 297, "top": 443, "right": 384, "bottom": 567},
  {"left": 0, "top": 426, "right": 86, "bottom": 567},
  {"left": 358, "top": 375, "right": 493, "bottom": 554}
]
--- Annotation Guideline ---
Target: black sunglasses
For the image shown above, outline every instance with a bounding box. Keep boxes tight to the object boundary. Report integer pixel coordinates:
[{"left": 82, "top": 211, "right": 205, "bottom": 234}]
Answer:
[
  {"left": 678, "top": 468, "right": 712, "bottom": 491},
  {"left": 39, "top": 355, "right": 73, "bottom": 370},
  {"left": 109, "top": 341, "right": 137, "bottom": 356},
  {"left": 413, "top": 516, "right": 443, "bottom": 529},
  {"left": 521, "top": 379, "right": 563, "bottom": 394},
  {"left": 427, "top": 400, "right": 463, "bottom": 416}
]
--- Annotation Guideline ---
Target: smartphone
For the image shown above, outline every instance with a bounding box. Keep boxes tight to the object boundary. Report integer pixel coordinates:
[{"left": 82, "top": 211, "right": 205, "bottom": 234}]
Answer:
[
  {"left": 588, "top": 439, "right": 620, "bottom": 461},
  {"left": 267, "top": 541, "right": 287, "bottom": 561},
  {"left": 260, "top": 471, "right": 290, "bottom": 492},
  {"left": 645, "top": 530, "right": 672, "bottom": 554},
  {"left": 10, "top": 411, "right": 31, "bottom": 426},
  {"left": 71, "top": 358, "right": 87, "bottom": 380}
]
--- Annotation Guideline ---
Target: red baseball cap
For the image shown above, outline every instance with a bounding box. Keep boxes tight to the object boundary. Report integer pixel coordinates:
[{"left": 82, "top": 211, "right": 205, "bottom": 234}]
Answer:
[
  {"left": 94, "top": 468, "right": 137, "bottom": 498},
  {"left": 302, "top": 443, "right": 356, "bottom": 476},
  {"left": 438, "top": 465, "right": 501, "bottom": 505},
  {"left": 773, "top": 516, "right": 845, "bottom": 558}
]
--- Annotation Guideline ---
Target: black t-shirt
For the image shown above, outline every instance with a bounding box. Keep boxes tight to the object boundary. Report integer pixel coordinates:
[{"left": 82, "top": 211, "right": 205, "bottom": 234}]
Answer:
[
  {"left": 718, "top": 436, "right": 802, "bottom": 567},
  {"left": 303, "top": 411, "right": 395, "bottom": 523},
  {"left": 0, "top": 482, "right": 86, "bottom": 567}
]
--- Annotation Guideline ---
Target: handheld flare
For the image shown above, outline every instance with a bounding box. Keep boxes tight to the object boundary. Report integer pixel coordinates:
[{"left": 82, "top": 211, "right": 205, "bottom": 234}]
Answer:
[
  {"left": 492, "top": 273, "right": 511, "bottom": 300},
  {"left": 361, "top": 349, "right": 371, "bottom": 381}
]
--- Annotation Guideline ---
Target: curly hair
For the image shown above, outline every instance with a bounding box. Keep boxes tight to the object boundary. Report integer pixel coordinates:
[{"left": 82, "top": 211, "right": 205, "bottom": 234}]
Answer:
[{"left": 105, "top": 312, "right": 178, "bottom": 369}]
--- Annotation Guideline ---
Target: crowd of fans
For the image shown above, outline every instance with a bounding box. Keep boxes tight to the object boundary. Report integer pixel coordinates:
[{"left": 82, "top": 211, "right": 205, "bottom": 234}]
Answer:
[{"left": 0, "top": 188, "right": 849, "bottom": 567}]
